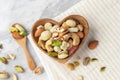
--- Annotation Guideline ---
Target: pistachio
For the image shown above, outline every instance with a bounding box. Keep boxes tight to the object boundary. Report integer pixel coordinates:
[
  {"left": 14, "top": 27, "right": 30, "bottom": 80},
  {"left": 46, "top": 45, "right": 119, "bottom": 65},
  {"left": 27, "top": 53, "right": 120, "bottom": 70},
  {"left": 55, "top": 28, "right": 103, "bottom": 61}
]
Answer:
[
  {"left": 91, "top": 58, "right": 98, "bottom": 62},
  {"left": 0, "top": 57, "right": 8, "bottom": 64},
  {"left": 58, "top": 51, "right": 68, "bottom": 59},
  {"left": 48, "top": 52, "right": 58, "bottom": 57},
  {"left": 6, "top": 54, "right": 16, "bottom": 60},
  {"left": 0, "top": 71, "right": 9, "bottom": 79},
  {"left": 100, "top": 66, "right": 106, "bottom": 72},
  {"left": 15, "top": 24, "right": 25, "bottom": 32},
  {"left": 14, "top": 65, "right": 24, "bottom": 73},
  {"left": 9, "top": 27, "right": 19, "bottom": 32},
  {"left": 83, "top": 57, "right": 90, "bottom": 66},
  {"left": 34, "top": 66, "right": 43, "bottom": 75},
  {"left": 19, "top": 31, "right": 26, "bottom": 36},
  {"left": 66, "top": 63, "right": 75, "bottom": 71},
  {"left": 73, "top": 61, "right": 80, "bottom": 67},
  {"left": 52, "top": 40, "right": 62, "bottom": 46},
  {"left": 78, "top": 75, "right": 84, "bottom": 80},
  {"left": 0, "top": 43, "right": 3, "bottom": 49},
  {"left": 11, "top": 73, "right": 17, "bottom": 80}
]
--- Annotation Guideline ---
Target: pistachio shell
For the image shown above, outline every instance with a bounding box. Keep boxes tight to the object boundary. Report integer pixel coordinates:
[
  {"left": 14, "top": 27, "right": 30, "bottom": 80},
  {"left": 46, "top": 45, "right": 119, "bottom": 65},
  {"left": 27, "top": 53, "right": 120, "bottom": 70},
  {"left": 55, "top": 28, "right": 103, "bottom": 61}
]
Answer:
[
  {"left": 6, "top": 54, "right": 16, "bottom": 60},
  {"left": 0, "top": 71, "right": 9, "bottom": 79},
  {"left": 11, "top": 73, "right": 17, "bottom": 80},
  {"left": 58, "top": 51, "right": 68, "bottom": 59},
  {"left": 15, "top": 24, "right": 25, "bottom": 32},
  {"left": 0, "top": 57, "right": 8, "bottom": 64},
  {"left": 14, "top": 65, "right": 24, "bottom": 73}
]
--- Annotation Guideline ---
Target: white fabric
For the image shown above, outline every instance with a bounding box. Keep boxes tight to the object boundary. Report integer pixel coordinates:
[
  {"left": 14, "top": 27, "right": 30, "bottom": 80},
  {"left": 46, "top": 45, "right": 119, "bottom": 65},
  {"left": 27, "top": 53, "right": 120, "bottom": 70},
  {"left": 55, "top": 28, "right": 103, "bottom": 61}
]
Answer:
[{"left": 28, "top": 0, "right": 120, "bottom": 80}]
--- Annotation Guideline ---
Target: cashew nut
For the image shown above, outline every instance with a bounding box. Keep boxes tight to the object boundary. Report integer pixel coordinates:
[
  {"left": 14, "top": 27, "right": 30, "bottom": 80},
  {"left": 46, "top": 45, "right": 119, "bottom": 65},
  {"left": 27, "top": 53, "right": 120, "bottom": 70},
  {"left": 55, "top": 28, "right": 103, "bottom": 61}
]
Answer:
[
  {"left": 50, "top": 25, "right": 59, "bottom": 32},
  {"left": 37, "top": 25, "right": 44, "bottom": 30},
  {"left": 68, "top": 39, "right": 73, "bottom": 49},
  {"left": 38, "top": 40, "right": 46, "bottom": 50},
  {"left": 63, "top": 33, "right": 80, "bottom": 46},
  {"left": 45, "top": 39, "right": 53, "bottom": 52},
  {"left": 68, "top": 27, "right": 79, "bottom": 32},
  {"left": 60, "top": 41, "right": 69, "bottom": 51}
]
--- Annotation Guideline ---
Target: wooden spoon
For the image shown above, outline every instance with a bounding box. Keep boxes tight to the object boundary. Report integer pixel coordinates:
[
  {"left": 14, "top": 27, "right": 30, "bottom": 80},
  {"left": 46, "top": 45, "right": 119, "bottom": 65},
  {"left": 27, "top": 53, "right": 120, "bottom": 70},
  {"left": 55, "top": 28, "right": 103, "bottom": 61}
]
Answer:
[{"left": 11, "top": 23, "right": 36, "bottom": 70}]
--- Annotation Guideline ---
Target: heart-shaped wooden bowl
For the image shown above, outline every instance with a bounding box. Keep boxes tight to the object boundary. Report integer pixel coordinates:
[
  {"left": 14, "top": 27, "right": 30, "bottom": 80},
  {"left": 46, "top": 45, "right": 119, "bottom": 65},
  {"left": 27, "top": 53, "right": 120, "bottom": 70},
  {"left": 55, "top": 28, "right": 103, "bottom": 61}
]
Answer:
[{"left": 31, "top": 15, "right": 89, "bottom": 63}]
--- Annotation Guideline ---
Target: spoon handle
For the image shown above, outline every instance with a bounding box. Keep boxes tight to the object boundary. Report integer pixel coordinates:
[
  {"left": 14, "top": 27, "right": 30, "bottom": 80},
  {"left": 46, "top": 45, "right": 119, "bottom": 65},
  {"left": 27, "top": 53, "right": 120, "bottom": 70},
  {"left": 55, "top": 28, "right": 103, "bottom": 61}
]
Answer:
[{"left": 22, "top": 46, "right": 36, "bottom": 70}]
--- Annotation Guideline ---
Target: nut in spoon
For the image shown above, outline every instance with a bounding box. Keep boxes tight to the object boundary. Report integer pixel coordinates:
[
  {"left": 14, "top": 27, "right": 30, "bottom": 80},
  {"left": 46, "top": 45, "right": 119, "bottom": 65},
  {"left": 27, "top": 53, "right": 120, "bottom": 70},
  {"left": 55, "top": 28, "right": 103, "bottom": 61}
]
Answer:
[{"left": 9, "top": 23, "right": 36, "bottom": 70}]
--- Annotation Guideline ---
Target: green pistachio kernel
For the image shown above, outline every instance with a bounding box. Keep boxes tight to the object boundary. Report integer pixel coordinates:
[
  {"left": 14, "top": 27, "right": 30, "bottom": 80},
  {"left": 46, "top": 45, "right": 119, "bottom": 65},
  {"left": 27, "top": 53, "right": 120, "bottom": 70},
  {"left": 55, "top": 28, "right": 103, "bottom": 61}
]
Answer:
[
  {"left": 52, "top": 41, "right": 62, "bottom": 46},
  {"left": 48, "top": 52, "right": 58, "bottom": 57},
  {"left": 19, "top": 31, "right": 26, "bottom": 36},
  {"left": 9, "top": 27, "right": 18, "bottom": 32}
]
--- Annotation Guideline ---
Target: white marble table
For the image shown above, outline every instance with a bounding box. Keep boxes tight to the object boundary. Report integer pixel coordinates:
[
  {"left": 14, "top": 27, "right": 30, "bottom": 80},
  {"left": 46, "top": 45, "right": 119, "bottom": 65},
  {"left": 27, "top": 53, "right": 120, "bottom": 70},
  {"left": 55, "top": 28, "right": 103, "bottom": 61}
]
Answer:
[{"left": 0, "top": 0, "right": 80, "bottom": 80}]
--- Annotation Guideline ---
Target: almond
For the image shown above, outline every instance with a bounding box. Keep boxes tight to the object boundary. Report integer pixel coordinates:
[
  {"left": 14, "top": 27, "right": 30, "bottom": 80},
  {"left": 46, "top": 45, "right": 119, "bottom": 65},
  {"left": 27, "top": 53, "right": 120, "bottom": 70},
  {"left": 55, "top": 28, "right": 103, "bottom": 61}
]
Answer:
[
  {"left": 12, "top": 32, "right": 23, "bottom": 39},
  {"left": 35, "top": 28, "right": 45, "bottom": 37},
  {"left": 68, "top": 46, "right": 79, "bottom": 56},
  {"left": 88, "top": 40, "right": 99, "bottom": 50},
  {"left": 77, "top": 32, "right": 84, "bottom": 38}
]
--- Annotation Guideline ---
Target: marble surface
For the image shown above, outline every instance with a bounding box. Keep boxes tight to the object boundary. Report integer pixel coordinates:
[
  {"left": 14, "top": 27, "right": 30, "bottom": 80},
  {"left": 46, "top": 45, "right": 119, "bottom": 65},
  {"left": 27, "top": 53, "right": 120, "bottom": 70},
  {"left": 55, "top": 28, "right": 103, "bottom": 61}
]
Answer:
[{"left": 0, "top": 0, "right": 80, "bottom": 80}]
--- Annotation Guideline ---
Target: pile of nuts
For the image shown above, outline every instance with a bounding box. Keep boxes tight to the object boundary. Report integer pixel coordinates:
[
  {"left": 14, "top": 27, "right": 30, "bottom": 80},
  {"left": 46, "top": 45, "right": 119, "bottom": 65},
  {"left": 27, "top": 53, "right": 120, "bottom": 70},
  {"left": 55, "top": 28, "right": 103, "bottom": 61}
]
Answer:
[
  {"left": 34, "top": 19, "right": 84, "bottom": 59},
  {"left": 9, "top": 24, "right": 26, "bottom": 39}
]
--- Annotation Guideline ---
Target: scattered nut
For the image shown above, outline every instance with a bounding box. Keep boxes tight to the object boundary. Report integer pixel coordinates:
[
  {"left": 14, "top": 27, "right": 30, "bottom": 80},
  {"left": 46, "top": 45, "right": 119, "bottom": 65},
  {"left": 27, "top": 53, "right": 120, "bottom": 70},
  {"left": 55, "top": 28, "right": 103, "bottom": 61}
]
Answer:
[
  {"left": 34, "top": 66, "right": 43, "bottom": 75},
  {"left": 73, "top": 61, "right": 80, "bottom": 67},
  {"left": 78, "top": 75, "right": 84, "bottom": 80},
  {"left": 0, "top": 43, "right": 3, "bottom": 49},
  {"left": 88, "top": 40, "right": 99, "bottom": 50},
  {"left": 11, "top": 73, "right": 17, "bottom": 80},
  {"left": 83, "top": 57, "right": 90, "bottom": 66},
  {"left": 91, "top": 58, "right": 98, "bottom": 62},
  {"left": 6, "top": 54, "right": 16, "bottom": 60},
  {"left": 100, "top": 66, "right": 106, "bottom": 72},
  {"left": 66, "top": 63, "right": 75, "bottom": 71},
  {"left": 0, "top": 71, "right": 9, "bottom": 79},
  {"left": 14, "top": 65, "right": 24, "bottom": 73},
  {"left": 0, "top": 57, "right": 8, "bottom": 64}
]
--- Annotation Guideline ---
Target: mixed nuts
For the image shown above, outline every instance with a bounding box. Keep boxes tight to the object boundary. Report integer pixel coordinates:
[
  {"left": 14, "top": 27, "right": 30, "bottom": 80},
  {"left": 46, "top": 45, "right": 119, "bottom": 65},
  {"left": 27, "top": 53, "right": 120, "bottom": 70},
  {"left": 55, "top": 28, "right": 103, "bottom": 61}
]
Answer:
[
  {"left": 9, "top": 24, "right": 26, "bottom": 39},
  {"left": 34, "top": 19, "right": 85, "bottom": 59}
]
